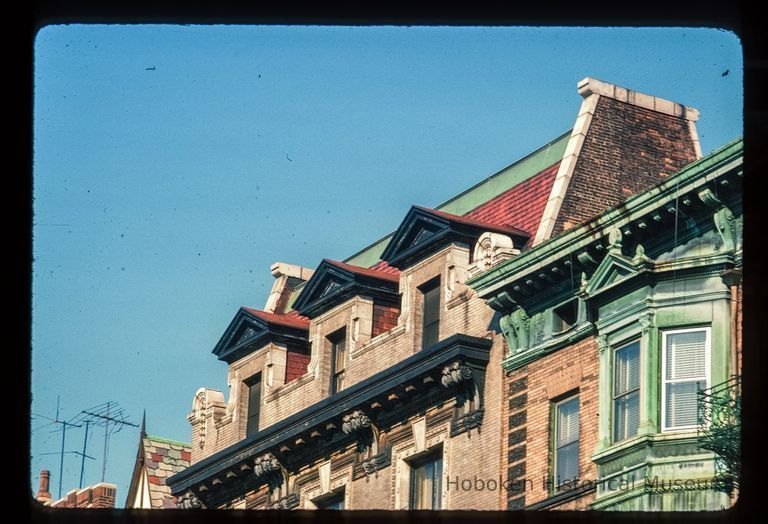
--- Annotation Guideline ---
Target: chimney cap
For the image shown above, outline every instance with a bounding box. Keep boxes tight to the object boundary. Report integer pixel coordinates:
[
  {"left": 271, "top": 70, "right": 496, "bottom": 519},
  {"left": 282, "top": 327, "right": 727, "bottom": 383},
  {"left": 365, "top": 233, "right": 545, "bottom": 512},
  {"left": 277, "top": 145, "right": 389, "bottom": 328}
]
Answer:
[{"left": 577, "top": 77, "right": 699, "bottom": 122}]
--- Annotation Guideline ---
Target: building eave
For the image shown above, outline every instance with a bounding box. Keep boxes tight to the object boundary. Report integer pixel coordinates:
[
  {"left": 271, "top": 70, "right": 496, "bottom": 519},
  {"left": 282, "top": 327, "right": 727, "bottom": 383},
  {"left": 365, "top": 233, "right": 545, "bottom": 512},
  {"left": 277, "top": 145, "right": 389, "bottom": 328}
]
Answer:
[
  {"left": 167, "top": 333, "right": 492, "bottom": 496},
  {"left": 468, "top": 138, "right": 743, "bottom": 302}
]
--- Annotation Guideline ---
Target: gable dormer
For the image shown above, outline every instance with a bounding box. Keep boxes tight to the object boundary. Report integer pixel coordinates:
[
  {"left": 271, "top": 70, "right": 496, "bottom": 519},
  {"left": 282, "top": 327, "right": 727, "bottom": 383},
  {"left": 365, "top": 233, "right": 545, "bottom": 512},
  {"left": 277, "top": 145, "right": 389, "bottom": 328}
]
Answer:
[
  {"left": 292, "top": 259, "right": 400, "bottom": 319},
  {"left": 212, "top": 307, "right": 310, "bottom": 364},
  {"left": 381, "top": 206, "right": 530, "bottom": 270}
]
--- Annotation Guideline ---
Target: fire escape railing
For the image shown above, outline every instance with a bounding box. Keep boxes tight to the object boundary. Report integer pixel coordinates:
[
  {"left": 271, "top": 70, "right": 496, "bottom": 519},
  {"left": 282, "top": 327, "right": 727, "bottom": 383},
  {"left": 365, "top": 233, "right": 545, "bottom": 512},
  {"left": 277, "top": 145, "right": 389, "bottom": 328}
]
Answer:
[{"left": 697, "top": 375, "right": 741, "bottom": 496}]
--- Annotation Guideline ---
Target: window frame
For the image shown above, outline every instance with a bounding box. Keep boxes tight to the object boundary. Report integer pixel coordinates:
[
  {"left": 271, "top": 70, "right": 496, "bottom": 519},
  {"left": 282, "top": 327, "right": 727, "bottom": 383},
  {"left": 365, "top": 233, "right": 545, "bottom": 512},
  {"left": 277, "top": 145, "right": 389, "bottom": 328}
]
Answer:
[
  {"left": 552, "top": 394, "right": 580, "bottom": 489},
  {"left": 408, "top": 448, "right": 443, "bottom": 510},
  {"left": 244, "top": 372, "right": 262, "bottom": 438},
  {"left": 551, "top": 298, "right": 579, "bottom": 335},
  {"left": 328, "top": 328, "right": 347, "bottom": 396},
  {"left": 420, "top": 277, "right": 441, "bottom": 350},
  {"left": 315, "top": 488, "right": 345, "bottom": 510},
  {"left": 611, "top": 339, "right": 641, "bottom": 444},
  {"left": 660, "top": 326, "right": 711, "bottom": 433}
]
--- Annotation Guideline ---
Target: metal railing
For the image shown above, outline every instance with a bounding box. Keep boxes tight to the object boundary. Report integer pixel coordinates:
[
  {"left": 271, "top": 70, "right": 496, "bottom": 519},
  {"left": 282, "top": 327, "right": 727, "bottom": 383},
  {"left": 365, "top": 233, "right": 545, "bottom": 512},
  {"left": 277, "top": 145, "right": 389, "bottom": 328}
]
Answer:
[{"left": 697, "top": 376, "right": 741, "bottom": 496}]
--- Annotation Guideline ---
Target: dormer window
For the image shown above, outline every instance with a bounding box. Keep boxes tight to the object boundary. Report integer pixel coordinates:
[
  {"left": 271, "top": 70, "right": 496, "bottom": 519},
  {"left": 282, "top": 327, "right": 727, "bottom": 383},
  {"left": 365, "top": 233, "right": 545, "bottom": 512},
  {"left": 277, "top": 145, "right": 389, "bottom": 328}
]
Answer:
[
  {"left": 420, "top": 277, "right": 441, "bottom": 349},
  {"left": 329, "top": 329, "right": 347, "bottom": 395}
]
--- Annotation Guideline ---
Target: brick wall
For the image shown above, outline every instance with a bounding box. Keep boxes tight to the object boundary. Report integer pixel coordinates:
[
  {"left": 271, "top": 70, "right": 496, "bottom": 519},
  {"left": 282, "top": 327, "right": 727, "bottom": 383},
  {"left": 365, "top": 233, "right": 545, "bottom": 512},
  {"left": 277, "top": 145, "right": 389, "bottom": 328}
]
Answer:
[
  {"left": 372, "top": 303, "right": 400, "bottom": 337},
  {"left": 552, "top": 96, "right": 698, "bottom": 236},
  {"left": 285, "top": 345, "right": 311, "bottom": 383},
  {"left": 504, "top": 337, "right": 600, "bottom": 509}
]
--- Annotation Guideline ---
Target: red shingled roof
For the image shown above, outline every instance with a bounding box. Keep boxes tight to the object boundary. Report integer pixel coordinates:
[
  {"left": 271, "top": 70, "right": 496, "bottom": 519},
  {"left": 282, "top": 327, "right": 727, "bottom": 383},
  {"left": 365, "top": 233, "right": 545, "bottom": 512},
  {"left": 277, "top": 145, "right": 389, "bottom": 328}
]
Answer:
[
  {"left": 368, "top": 260, "right": 401, "bottom": 274},
  {"left": 463, "top": 161, "right": 560, "bottom": 244},
  {"left": 242, "top": 308, "right": 310, "bottom": 329},
  {"left": 325, "top": 259, "right": 400, "bottom": 282},
  {"left": 415, "top": 206, "right": 532, "bottom": 239}
]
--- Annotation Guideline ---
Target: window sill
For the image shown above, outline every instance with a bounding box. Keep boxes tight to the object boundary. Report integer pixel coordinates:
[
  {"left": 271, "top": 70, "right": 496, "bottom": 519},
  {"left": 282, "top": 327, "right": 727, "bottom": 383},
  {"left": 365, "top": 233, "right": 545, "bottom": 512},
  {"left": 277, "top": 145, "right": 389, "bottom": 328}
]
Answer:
[{"left": 350, "top": 324, "right": 407, "bottom": 360}]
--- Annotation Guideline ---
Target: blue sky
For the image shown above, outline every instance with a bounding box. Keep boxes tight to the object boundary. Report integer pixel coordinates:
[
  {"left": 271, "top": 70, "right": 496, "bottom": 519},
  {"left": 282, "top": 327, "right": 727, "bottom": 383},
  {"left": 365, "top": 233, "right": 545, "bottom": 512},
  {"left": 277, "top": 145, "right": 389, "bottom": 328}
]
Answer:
[{"left": 31, "top": 25, "right": 742, "bottom": 506}]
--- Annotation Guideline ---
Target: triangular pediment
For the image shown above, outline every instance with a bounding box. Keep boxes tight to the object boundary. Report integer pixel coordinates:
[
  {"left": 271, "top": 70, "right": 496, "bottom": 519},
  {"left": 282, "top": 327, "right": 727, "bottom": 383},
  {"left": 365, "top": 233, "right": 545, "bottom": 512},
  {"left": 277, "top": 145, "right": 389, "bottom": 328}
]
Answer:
[
  {"left": 584, "top": 251, "right": 641, "bottom": 296},
  {"left": 292, "top": 260, "right": 356, "bottom": 314},
  {"left": 212, "top": 308, "right": 270, "bottom": 361},
  {"left": 292, "top": 259, "right": 400, "bottom": 318},
  {"left": 380, "top": 207, "right": 452, "bottom": 268}
]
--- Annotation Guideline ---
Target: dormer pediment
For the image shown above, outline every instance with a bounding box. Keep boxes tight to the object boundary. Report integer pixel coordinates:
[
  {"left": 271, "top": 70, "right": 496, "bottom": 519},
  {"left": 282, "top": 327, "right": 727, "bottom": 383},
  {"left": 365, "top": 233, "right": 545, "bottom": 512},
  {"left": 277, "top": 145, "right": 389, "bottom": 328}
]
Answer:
[
  {"left": 381, "top": 206, "right": 530, "bottom": 270},
  {"left": 292, "top": 259, "right": 400, "bottom": 319},
  {"left": 212, "top": 308, "right": 309, "bottom": 364}
]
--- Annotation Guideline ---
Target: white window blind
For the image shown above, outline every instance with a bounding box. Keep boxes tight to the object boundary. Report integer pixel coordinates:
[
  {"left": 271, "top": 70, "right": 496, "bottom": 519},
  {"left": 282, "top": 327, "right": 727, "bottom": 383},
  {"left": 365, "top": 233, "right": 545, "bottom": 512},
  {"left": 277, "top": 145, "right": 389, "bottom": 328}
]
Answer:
[
  {"left": 410, "top": 452, "right": 443, "bottom": 509},
  {"left": 554, "top": 396, "right": 579, "bottom": 486},
  {"left": 663, "top": 328, "right": 709, "bottom": 431}
]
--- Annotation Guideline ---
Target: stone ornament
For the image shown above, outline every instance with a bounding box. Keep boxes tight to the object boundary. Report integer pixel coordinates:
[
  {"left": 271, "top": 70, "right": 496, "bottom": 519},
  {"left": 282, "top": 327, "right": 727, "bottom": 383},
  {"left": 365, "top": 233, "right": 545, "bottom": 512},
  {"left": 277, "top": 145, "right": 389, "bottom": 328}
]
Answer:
[
  {"left": 500, "top": 308, "right": 530, "bottom": 354},
  {"left": 441, "top": 361, "right": 473, "bottom": 388},
  {"left": 342, "top": 410, "right": 371, "bottom": 434},
  {"left": 177, "top": 491, "right": 205, "bottom": 509},
  {"left": 698, "top": 187, "right": 737, "bottom": 252},
  {"left": 253, "top": 454, "right": 281, "bottom": 478},
  {"left": 472, "top": 232, "right": 518, "bottom": 273}
]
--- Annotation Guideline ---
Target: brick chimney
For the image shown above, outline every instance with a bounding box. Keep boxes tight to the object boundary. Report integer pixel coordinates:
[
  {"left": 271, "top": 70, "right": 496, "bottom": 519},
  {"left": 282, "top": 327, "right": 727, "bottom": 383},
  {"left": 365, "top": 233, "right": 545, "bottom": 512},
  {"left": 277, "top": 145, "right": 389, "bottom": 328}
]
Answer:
[{"left": 36, "top": 470, "right": 52, "bottom": 504}]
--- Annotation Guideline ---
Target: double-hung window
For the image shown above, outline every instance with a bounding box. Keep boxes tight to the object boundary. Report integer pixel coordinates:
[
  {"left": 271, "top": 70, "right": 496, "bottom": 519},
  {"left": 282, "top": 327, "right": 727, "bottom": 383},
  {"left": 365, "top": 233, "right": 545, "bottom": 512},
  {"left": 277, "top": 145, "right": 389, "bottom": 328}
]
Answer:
[
  {"left": 420, "top": 278, "right": 441, "bottom": 350},
  {"left": 553, "top": 396, "right": 580, "bottom": 487},
  {"left": 662, "top": 327, "right": 710, "bottom": 431},
  {"left": 613, "top": 341, "right": 640, "bottom": 443},
  {"left": 245, "top": 372, "right": 262, "bottom": 438},
  {"left": 329, "top": 329, "right": 347, "bottom": 395},
  {"left": 409, "top": 450, "right": 443, "bottom": 509}
]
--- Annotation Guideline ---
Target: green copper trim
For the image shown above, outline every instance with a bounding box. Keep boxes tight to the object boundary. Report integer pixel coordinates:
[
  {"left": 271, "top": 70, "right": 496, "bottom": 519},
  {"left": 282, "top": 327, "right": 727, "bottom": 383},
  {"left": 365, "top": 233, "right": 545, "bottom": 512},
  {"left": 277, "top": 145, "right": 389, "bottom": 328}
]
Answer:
[
  {"left": 468, "top": 137, "right": 743, "bottom": 296},
  {"left": 144, "top": 435, "right": 192, "bottom": 448}
]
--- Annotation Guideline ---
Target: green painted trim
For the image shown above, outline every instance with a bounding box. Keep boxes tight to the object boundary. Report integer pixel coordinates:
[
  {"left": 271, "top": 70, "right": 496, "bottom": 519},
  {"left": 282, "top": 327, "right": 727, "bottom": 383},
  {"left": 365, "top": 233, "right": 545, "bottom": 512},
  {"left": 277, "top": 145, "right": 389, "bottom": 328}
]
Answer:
[
  {"left": 468, "top": 137, "right": 743, "bottom": 295},
  {"left": 344, "top": 131, "right": 570, "bottom": 268},
  {"left": 501, "top": 322, "right": 594, "bottom": 372},
  {"left": 144, "top": 435, "right": 192, "bottom": 449}
]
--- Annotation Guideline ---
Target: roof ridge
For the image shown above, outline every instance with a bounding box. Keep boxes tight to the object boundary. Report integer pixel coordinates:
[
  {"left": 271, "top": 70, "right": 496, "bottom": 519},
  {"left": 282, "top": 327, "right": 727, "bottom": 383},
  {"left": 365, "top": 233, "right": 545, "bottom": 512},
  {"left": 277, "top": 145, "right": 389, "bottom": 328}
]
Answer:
[{"left": 143, "top": 435, "right": 191, "bottom": 448}]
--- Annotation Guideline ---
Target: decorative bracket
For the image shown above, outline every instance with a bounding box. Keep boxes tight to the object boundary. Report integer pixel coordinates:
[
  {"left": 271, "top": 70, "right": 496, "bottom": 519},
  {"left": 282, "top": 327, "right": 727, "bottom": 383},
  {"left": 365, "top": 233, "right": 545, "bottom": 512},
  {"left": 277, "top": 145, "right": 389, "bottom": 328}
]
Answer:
[
  {"left": 500, "top": 308, "right": 530, "bottom": 354},
  {"left": 441, "top": 361, "right": 473, "bottom": 387},
  {"left": 698, "top": 187, "right": 737, "bottom": 252},
  {"left": 177, "top": 491, "right": 206, "bottom": 509},
  {"left": 253, "top": 453, "right": 281, "bottom": 479},
  {"left": 342, "top": 410, "right": 371, "bottom": 435}
]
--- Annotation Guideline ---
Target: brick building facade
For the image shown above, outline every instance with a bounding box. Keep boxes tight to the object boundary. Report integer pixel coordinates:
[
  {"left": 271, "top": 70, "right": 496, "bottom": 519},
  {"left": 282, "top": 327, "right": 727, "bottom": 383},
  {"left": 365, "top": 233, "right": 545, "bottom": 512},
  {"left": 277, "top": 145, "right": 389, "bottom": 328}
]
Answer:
[{"left": 166, "top": 78, "right": 741, "bottom": 511}]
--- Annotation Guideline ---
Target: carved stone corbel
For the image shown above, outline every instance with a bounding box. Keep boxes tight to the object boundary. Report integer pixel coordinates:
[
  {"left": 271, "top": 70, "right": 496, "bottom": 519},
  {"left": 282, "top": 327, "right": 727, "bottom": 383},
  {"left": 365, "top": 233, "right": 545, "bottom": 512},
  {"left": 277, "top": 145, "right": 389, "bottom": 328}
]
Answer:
[
  {"left": 341, "top": 410, "right": 371, "bottom": 435},
  {"left": 440, "top": 361, "right": 473, "bottom": 388},
  {"left": 253, "top": 453, "right": 281, "bottom": 478},
  {"left": 177, "top": 491, "right": 206, "bottom": 509}
]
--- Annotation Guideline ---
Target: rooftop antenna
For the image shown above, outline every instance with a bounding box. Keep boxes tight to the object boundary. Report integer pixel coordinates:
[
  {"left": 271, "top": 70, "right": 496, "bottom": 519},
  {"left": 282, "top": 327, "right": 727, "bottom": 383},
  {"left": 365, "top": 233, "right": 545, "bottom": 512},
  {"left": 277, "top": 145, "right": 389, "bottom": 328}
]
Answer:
[
  {"left": 39, "top": 449, "right": 96, "bottom": 490},
  {"left": 70, "top": 401, "right": 139, "bottom": 482},
  {"left": 32, "top": 396, "right": 82, "bottom": 499}
]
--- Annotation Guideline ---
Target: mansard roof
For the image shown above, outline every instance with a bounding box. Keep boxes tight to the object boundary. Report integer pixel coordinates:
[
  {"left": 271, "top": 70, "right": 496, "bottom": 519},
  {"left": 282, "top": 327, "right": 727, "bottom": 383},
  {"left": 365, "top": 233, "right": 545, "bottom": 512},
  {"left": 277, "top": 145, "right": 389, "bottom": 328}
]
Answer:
[
  {"left": 292, "top": 259, "right": 400, "bottom": 319},
  {"left": 212, "top": 307, "right": 310, "bottom": 364},
  {"left": 380, "top": 205, "right": 531, "bottom": 269}
]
